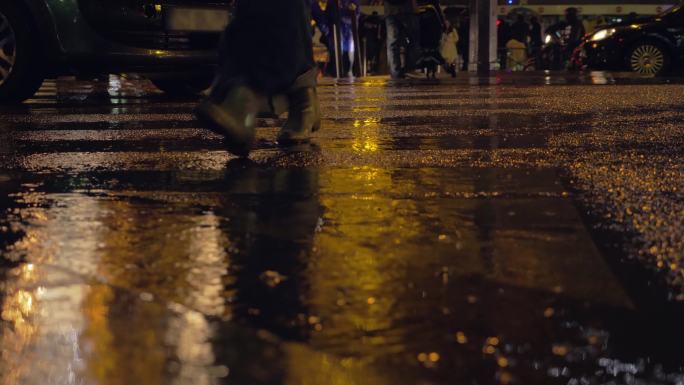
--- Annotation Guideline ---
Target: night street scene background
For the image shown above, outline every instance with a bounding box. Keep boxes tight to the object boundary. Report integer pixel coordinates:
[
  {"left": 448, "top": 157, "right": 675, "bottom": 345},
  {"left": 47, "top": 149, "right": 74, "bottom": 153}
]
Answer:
[{"left": 1, "top": 1, "right": 684, "bottom": 385}]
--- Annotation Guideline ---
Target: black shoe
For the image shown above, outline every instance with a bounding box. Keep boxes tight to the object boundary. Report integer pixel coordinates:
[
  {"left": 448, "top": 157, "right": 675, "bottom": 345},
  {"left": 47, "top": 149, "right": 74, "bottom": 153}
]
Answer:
[
  {"left": 195, "top": 85, "right": 259, "bottom": 157},
  {"left": 277, "top": 87, "right": 321, "bottom": 146}
]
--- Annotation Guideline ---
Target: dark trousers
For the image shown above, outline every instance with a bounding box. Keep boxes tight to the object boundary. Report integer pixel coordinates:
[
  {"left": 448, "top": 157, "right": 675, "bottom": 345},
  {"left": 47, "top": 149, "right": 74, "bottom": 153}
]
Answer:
[
  {"left": 385, "top": 13, "right": 420, "bottom": 78},
  {"left": 366, "top": 39, "right": 381, "bottom": 73},
  {"left": 219, "top": 0, "right": 316, "bottom": 94},
  {"left": 530, "top": 44, "right": 543, "bottom": 70}
]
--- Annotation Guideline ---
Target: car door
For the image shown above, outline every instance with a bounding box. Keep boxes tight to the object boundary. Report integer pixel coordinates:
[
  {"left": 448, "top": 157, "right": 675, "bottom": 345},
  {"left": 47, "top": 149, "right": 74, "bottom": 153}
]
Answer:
[
  {"left": 77, "top": 0, "right": 167, "bottom": 49},
  {"left": 162, "top": 0, "right": 232, "bottom": 35},
  {"left": 78, "top": 0, "right": 165, "bottom": 34},
  {"left": 77, "top": 0, "right": 230, "bottom": 49},
  {"left": 663, "top": 6, "right": 684, "bottom": 60}
]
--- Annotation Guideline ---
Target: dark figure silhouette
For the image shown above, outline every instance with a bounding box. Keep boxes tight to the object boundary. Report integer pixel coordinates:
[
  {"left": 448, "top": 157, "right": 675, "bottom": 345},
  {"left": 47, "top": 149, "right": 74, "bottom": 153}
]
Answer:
[
  {"left": 529, "top": 16, "right": 543, "bottom": 69},
  {"left": 385, "top": 0, "right": 421, "bottom": 78},
  {"left": 510, "top": 14, "right": 529, "bottom": 45},
  {"left": 497, "top": 18, "right": 511, "bottom": 70},
  {"left": 545, "top": 7, "right": 586, "bottom": 69},
  {"left": 196, "top": 0, "right": 321, "bottom": 157},
  {"left": 361, "top": 11, "right": 385, "bottom": 74}
]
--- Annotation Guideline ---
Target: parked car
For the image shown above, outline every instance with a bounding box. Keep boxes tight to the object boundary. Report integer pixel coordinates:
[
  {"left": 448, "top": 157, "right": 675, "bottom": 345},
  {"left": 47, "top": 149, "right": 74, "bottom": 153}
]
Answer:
[
  {"left": 575, "top": 5, "right": 684, "bottom": 75},
  {"left": 0, "top": 0, "right": 231, "bottom": 103}
]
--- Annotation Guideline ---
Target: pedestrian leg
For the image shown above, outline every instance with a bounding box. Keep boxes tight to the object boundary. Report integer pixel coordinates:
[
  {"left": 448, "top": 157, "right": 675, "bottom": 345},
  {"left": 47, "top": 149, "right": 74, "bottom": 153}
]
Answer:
[
  {"left": 385, "top": 15, "right": 405, "bottom": 78},
  {"left": 195, "top": 0, "right": 320, "bottom": 155}
]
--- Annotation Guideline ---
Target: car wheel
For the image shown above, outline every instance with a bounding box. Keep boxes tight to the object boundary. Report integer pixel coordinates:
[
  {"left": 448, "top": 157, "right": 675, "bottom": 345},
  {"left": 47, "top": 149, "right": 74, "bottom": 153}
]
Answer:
[
  {"left": 0, "top": 3, "right": 45, "bottom": 104},
  {"left": 151, "top": 76, "right": 213, "bottom": 98},
  {"left": 629, "top": 42, "right": 670, "bottom": 76}
]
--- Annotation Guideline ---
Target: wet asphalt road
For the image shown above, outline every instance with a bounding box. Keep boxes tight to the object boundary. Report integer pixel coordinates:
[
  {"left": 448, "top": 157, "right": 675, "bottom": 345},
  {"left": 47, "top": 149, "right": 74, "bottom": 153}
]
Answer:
[{"left": 0, "top": 73, "right": 683, "bottom": 385}]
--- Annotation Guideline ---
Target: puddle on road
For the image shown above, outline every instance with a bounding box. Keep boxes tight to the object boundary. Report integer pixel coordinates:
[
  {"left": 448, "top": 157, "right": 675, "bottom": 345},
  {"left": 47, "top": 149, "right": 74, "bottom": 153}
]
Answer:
[
  {"left": 2, "top": 76, "right": 684, "bottom": 384},
  {"left": 1, "top": 164, "right": 682, "bottom": 385}
]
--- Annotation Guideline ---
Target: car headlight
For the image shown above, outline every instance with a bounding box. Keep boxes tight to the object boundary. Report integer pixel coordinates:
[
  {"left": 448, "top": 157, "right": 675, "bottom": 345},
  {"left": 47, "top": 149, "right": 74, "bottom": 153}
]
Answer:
[
  {"left": 591, "top": 28, "right": 616, "bottom": 42},
  {"left": 544, "top": 34, "right": 552, "bottom": 44}
]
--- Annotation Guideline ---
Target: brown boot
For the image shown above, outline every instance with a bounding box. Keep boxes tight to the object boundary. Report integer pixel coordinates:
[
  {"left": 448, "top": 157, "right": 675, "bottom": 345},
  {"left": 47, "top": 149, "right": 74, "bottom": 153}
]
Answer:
[
  {"left": 195, "top": 84, "right": 259, "bottom": 157},
  {"left": 277, "top": 87, "right": 321, "bottom": 145}
]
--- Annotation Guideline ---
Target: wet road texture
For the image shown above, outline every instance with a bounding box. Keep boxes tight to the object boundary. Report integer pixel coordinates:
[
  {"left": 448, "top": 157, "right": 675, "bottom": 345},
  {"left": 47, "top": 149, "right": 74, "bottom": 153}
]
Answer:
[{"left": 0, "top": 72, "right": 683, "bottom": 385}]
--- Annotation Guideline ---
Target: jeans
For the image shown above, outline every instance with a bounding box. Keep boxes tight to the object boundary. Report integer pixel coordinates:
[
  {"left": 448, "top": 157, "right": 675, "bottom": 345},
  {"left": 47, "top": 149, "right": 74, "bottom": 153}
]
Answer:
[
  {"left": 385, "top": 13, "right": 420, "bottom": 78},
  {"left": 218, "top": 0, "right": 316, "bottom": 94}
]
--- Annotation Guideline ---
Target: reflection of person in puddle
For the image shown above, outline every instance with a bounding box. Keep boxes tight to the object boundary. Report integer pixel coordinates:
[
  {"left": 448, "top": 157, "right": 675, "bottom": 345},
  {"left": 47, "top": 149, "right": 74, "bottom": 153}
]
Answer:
[
  {"left": 196, "top": 0, "right": 321, "bottom": 157},
  {"left": 217, "top": 157, "right": 322, "bottom": 340}
]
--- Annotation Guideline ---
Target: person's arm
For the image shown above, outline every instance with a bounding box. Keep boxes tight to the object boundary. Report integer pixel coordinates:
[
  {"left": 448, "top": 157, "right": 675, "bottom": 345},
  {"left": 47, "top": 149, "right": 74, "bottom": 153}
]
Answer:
[{"left": 431, "top": 0, "right": 447, "bottom": 30}]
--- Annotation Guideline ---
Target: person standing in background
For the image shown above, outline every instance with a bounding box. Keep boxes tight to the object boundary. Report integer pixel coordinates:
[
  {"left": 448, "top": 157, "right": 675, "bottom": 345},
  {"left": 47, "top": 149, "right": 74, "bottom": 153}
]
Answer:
[
  {"left": 507, "top": 14, "right": 529, "bottom": 70},
  {"left": 510, "top": 14, "right": 529, "bottom": 46},
  {"left": 564, "top": 7, "right": 586, "bottom": 53},
  {"left": 497, "top": 18, "right": 511, "bottom": 70},
  {"left": 546, "top": 7, "right": 586, "bottom": 68},
  {"left": 312, "top": 0, "right": 339, "bottom": 76},
  {"left": 529, "top": 16, "right": 543, "bottom": 69},
  {"left": 312, "top": 0, "right": 333, "bottom": 51},
  {"left": 457, "top": 13, "right": 469, "bottom": 71},
  {"left": 440, "top": 21, "right": 459, "bottom": 77}
]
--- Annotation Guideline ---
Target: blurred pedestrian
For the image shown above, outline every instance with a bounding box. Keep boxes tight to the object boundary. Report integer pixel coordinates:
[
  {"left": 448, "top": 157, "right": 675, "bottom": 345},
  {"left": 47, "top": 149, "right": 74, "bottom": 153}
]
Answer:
[
  {"left": 564, "top": 7, "right": 586, "bottom": 53},
  {"left": 415, "top": 0, "right": 446, "bottom": 78},
  {"left": 339, "top": 0, "right": 361, "bottom": 76},
  {"left": 457, "top": 14, "right": 469, "bottom": 71},
  {"left": 508, "top": 14, "right": 529, "bottom": 70},
  {"left": 360, "top": 11, "right": 384, "bottom": 74},
  {"left": 195, "top": 0, "right": 320, "bottom": 156},
  {"left": 312, "top": 0, "right": 337, "bottom": 76},
  {"left": 497, "top": 18, "right": 511, "bottom": 70},
  {"left": 510, "top": 14, "right": 529, "bottom": 45},
  {"left": 546, "top": 7, "right": 586, "bottom": 68},
  {"left": 506, "top": 39, "right": 526, "bottom": 70},
  {"left": 440, "top": 21, "right": 459, "bottom": 77},
  {"left": 312, "top": 21, "right": 331, "bottom": 73},
  {"left": 626, "top": 12, "right": 639, "bottom": 23},
  {"left": 529, "top": 16, "right": 543, "bottom": 69},
  {"left": 385, "top": 0, "right": 420, "bottom": 78}
]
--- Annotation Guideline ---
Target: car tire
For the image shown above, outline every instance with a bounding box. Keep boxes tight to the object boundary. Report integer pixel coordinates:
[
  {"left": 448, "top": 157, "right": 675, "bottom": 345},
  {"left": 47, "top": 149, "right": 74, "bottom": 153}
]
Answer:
[
  {"left": 0, "top": 3, "right": 45, "bottom": 104},
  {"left": 628, "top": 41, "right": 670, "bottom": 76},
  {"left": 151, "top": 76, "right": 213, "bottom": 98}
]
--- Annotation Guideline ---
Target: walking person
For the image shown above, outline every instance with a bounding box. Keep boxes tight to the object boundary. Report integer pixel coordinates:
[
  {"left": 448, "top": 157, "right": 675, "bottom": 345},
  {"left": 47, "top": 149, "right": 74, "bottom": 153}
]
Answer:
[
  {"left": 312, "top": 0, "right": 338, "bottom": 76},
  {"left": 312, "top": 21, "right": 331, "bottom": 74},
  {"left": 440, "top": 21, "right": 459, "bottom": 77},
  {"left": 360, "top": 11, "right": 384, "bottom": 74},
  {"left": 195, "top": 0, "right": 321, "bottom": 157},
  {"left": 507, "top": 14, "right": 529, "bottom": 70},
  {"left": 339, "top": 0, "right": 361, "bottom": 77},
  {"left": 384, "top": 0, "right": 420, "bottom": 79}
]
